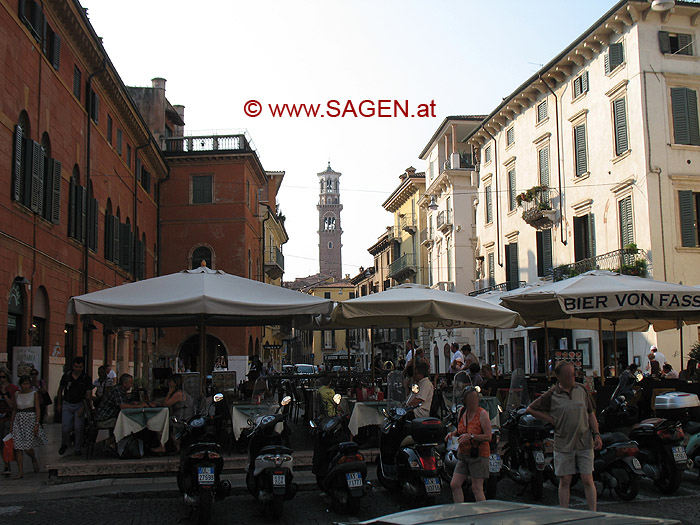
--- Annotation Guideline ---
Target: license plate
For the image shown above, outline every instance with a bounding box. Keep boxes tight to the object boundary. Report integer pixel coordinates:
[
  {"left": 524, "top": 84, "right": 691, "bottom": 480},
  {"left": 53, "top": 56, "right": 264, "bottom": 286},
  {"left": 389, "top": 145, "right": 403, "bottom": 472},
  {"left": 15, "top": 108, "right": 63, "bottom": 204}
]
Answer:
[
  {"left": 672, "top": 446, "right": 688, "bottom": 463},
  {"left": 534, "top": 451, "right": 545, "bottom": 464},
  {"left": 632, "top": 457, "right": 642, "bottom": 470},
  {"left": 272, "top": 474, "right": 286, "bottom": 487},
  {"left": 423, "top": 477, "right": 441, "bottom": 494},
  {"left": 346, "top": 472, "right": 362, "bottom": 488},
  {"left": 197, "top": 467, "right": 214, "bottom": 485},
  {"left": 489, "top": 453, "right": 502, "bottom": 473}
]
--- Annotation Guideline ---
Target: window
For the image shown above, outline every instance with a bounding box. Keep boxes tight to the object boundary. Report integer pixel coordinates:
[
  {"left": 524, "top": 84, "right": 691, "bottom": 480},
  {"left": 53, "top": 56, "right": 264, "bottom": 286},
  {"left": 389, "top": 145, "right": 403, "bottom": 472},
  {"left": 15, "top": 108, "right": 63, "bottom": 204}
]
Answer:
[
  {"left": 671, "top": 87, "right": 700, "bottom": 146},
  {"left": 104, "top": 199, "right": 118, "bottom": 264},
  {"left": 538, "top": 146, "right": 550, "bottom": 187},
  {"left": 11, "top": 115, "right": 29, "bottom": 206},
  {"left": 574, "top": 123, "right": 588, "bottom": 176},
  {"left": 39, "top": 134, "right": 61, "bottom": 225},
  {"left": 573, "top": 71, "right": 589, "bottom": 98},
  {"left": 116, "top": 129, "right": 122, "bottom": 155},
  {"left": 192, "top": 175, "right": 213, "bottom": 204},
  {"left": 73, "top": 66, "right": 81, "bottom": 100},
  {"left": 107, "top": 115, "right": 112, "bottom": 145},
  {"left": 118, "top": 220, "right": 134, "bottom": 274},
  {"left": 605, "top": 42, "right": 625, "bottom": 74},
  {"left": 140, "top": 169, "right": 151, "bottom": 194},
  {"left": 428, "top": 160, "right": 434, "bottom": 181},
  {"left": 506, "top": 126, "right": 515, "bottom": 147},
  {"left": 679, "top": 190, "right": 700, "bottom": 247},
  {"left": 505, "top": 243, "right": 519, "bottom": 286},
  {"left": 192, "top": 246, "right": 212, "bottom": 269},
  {"left": 68, "top": 168, "right": 87, "bottom": 243},
  {"left": 612, "top": 97, "right": 629, "bottom": 156},
  {"left": 574, "top": 214, "right": 595, "bottom": 262},
  {"left": 485, "top": 185, "right": 493, "bottom": 224},
  {"left": 328, "top": 241, "right": 333, "bottom": 249},
  {"left": 126, "top": 144, "right": 132, "bottom": 168},
  {"left": 246, "top": 179, "right": 250, "bottom": 207},
  {"left": 619, "top": 196, "right": 634, "bottom": 250},
  {"left": 484, "top": 145, "right": 492, "bottom": 163},
  {"left": 18, "top": 0, "right": 43, "bottom": 42},
  {"left": 87, "top": 183, "right": 98, "bottom": 252},
  {"left": 42, "top": 22, "right": 61, "bottom": 70},
  {"left": 349, "top": 292, "right": 356, "bottom": 299},
  {"left": 536, "top": 229, "right": 553, "bottom": 277},
  {"left": 537, "top": 100, "right": 548, "bottom": 123},
  {"left": 86, "top": 83, "right": 99, "bottom": 124},
  {"left": 507, "top": 168, "right": 516, "bottom": 211},
  {"left": 659, "top": 31, "right": 693, "bottom": 56},
  {"left": 487, "top": 252, "right": 495, "bottom": 287},
  {"left": 324, "top": 292, "right": 331, "bottom": 299}
]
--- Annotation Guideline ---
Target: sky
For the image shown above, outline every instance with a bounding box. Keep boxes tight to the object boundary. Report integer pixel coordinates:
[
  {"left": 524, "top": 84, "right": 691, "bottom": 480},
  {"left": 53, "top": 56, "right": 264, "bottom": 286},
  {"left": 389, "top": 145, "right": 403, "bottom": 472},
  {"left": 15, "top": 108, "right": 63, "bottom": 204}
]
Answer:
[{"left": 80, "top": 0, "right": 620, "bottom": 280}]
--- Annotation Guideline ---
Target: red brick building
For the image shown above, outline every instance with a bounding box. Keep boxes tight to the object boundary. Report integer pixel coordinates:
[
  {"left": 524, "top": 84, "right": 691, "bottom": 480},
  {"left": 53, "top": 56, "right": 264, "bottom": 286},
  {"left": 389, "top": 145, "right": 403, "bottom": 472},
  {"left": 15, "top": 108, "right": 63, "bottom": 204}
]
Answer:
[{"left": 0, "top": 0, "right": 166, "bottom": 397}]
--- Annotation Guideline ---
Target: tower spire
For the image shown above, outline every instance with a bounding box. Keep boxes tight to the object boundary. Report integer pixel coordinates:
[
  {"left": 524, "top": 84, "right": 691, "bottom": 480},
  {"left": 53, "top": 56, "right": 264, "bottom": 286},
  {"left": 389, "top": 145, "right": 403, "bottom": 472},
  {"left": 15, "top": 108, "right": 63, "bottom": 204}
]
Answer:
[{"left": 317, "top": 162, "right": 343, "bottom": 280}]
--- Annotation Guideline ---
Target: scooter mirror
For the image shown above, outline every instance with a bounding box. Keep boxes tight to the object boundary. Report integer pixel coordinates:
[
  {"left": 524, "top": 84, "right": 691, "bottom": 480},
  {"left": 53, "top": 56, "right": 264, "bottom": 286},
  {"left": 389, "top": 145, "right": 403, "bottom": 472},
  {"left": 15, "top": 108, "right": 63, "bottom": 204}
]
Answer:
[
  {"left": 213, "top": 393, "right": 224, "bottom": 403},
  {"left": 634, "top": 371, "right": 643, "bottom": 382},
  {"left": 171, "top": 416, "right": 179, "bottom": 424},
  {"left": 281, "top": 395, "right": 292, "bottom": 406},
  {"left": 411, "top": 384, "right": 420, "bottom": 394},
  {"left": 382, "top": 408, "right": 389, "bottom": 418},
  {"left": 475, "top": 386, "right": 481, "bottom": 393},
  {"left": 247, "top": 418, "right": 253, "bottom": 426},
  {"left": 309, "top": 420, "right": 316, "bottom": 429},
  {"left": 451, "top": 405, "right": 457, "bottom": 414},
  {"left": 333, "top": 393, "right": 342, "bottom": 405}
]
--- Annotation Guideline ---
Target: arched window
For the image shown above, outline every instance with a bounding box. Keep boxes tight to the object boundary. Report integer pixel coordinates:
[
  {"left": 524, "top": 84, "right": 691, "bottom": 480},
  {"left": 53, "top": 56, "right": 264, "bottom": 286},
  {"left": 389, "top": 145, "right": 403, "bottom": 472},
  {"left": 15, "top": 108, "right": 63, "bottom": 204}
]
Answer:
[
  {"left": 104, "top": 198, "right": 116, "bottom": 262},
  {"left": 328, "top": 241, "right": 333, "bottom": 249},
  {"left": 12, "top": 111, "right": 31, "bottom": 206},
  {"left": 192, "top": 246, "right": 212, "bottom": 269}
]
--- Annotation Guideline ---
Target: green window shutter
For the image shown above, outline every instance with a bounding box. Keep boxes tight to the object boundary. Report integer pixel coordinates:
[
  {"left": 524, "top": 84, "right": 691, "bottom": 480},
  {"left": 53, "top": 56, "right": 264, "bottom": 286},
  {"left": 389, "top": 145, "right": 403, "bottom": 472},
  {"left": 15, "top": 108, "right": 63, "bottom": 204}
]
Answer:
[
  {"left": 613, "top": 97, "right": 629, "bottom": 156},
  {"left": 582, "top": 71, "right": 589, "bottom": 93},
  {"left": 68, "top": 177, "right": 76, "bottom": 238},
  {"left": 112, "top": 216, "right": 120, "bottom": 265},
  {"left": 51, "top": 159, "right": 61, "bottom": 224},
  {"left": 659, "top": 31, "right": 671, "bottom": 54},
  {"left": 604, "top": 51, "right": 611, "bottom": 74},
  {"left": 88, "top": 197, "right": 98, "bottom": 251},
  {"left": 543, "top": 228, "right": 553, "bottom": 276},
  {"left": 587, "top": 213, "right": 596, "bottom": 258},
  {"left": 488, "top": 252, "right": 495, "bottom": 287},
  {"left": 619, "top": 196, "right": 634, "bottom": 248},
  {"left": 485, "top": 146, "right": 491, "bottom": 163},
  {"left": 539, "top": 146, "right": 550, "bottom": 186},
  {"left": 678, "top": 33, "right": 693, "bottom": 56},
  {"left": 610, "top": 42, "right": 624, "bottom": 70},
  {"left": 73, "top": 67, "right": 81, "bottom": 100},
  {"left": 687, "top": 88, "right": 700, "bottom": 146},
  {"left": 79, "top": 186, "right": 87, "bottom": 243},
  {"left": 574, "top": 124, "right": 587, "bottom": 176},
  {"left": 679, "top": 190, "right": 697, "bottom": 247},
  {"left": 507, "top": 243, "right": 519, "bottom": 284},
  {"left": 672, "top": 87, "right": 690, "bottom": 144},
  {"left": 537, "top": 100, "right": 547, "bottom": 122},
  {"left": 51, "top": 31, "right": 60, "bottom": 70},
  {"left": 507, "top": 127, "right": 514, "bottom": 145},
  {"left": 12, "top": 125, "right": 23, "bottom": 202},
  {"left": 30, "top": 141, "right": 44, "bottom": 214},
  {"left": 486, "top": 185, "right": 493, "bottom": 223},
  {"left": 119, "top": 223, "right": 131, "bottom": 272},
  {"left": 508, "top": 169, "right": 516, "bottom": 211},
  {"left": 573, "top": 76, "right": 581, "bottom": 98},
  {"left": 104, "top": 213, "right": 112, "bottom": 260},
  {"left": 22, "top": 137, "right": 33, "bottom": 208}
]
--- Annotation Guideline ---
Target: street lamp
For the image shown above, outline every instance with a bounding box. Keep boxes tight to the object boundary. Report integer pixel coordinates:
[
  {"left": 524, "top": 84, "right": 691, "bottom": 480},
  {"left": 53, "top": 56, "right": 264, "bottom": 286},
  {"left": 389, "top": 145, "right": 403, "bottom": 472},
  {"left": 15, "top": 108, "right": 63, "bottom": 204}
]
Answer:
[
  {"left": 428, "top": 195, "right": 438, "bottom": 211},
  {"left": 651, "top": 0, "right": 674, "bottom": 10}
]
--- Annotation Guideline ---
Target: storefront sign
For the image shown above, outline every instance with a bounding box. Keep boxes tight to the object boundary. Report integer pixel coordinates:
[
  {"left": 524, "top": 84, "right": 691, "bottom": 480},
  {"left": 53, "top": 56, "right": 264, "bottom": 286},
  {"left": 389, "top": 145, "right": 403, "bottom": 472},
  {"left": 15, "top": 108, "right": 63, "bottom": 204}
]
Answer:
[{"left": 12, "top": 346, "right": 42, "bottom": 384}]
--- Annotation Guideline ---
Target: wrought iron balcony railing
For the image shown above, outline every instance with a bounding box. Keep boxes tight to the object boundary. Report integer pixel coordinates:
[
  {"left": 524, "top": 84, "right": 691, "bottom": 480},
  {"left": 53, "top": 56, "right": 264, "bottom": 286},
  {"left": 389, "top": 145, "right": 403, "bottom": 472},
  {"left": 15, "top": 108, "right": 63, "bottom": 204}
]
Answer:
[
  {"left": 388, "top": 253, "right": 417, "bottom": 280},
  {"left": 161, "top": 134, "right": 253, "bottom": 154},
  {"left": 469, "top": 280, "right": 526, "bottom": 296},
  {"left": 553, "top": 247, "right": 650, "bottom": 281}
]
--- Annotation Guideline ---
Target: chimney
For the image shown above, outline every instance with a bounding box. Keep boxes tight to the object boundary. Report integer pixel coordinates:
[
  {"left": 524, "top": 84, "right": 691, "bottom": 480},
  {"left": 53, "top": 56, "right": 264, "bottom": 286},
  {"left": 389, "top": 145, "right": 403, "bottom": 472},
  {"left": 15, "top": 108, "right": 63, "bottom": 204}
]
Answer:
[
  {"left": 151, "top": 77, "right": 166, "bottom": 90},
  {"left": 174, "top": 104, "right": 185, "bottom": 120}
]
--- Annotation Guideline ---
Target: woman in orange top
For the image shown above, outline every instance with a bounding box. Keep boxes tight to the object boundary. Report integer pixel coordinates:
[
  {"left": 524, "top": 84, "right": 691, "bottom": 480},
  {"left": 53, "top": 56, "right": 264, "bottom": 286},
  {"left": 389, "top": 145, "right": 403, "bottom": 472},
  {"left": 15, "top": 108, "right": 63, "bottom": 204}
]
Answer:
[{"left": 445, "top": 386, "right": 492, "bottom": 502}]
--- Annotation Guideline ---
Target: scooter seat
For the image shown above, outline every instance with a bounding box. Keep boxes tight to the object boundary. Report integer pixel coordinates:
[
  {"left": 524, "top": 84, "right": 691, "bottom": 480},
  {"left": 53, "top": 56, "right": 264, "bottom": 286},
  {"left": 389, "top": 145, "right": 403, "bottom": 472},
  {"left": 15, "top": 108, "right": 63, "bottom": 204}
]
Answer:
[
  {"left": 259, "top": 445, "right": 292, "bottom": 456},
  {"left": 686, "top": 421, "right": 700, "bottom": 435},
  {"left": 338, "top": 441, "right": 359, "bottom": 453},
  {"left": 601, "top": 432, "right": 629, "bottom": 446}
]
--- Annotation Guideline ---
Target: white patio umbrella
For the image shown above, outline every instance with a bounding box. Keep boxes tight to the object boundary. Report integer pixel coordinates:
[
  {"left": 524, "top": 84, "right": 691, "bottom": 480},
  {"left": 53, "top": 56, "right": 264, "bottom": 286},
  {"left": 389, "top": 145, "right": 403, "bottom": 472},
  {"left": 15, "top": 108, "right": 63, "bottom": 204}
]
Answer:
[
  {"left": 330, "top": 283, "right": 523, "bottom": 379},
  {"left": 68, "top": 267, "right": 334, "bottom": 390},
  {"left": 500, "top": 270, "right": 700, "bottom": 375}
]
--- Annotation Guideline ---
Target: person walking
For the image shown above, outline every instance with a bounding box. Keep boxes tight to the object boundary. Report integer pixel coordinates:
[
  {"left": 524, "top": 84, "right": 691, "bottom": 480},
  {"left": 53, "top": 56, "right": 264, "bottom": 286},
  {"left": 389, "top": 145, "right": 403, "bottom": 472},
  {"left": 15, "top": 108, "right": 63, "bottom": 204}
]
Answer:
[
  {"left": 446, "top": 386, "right": 492, "bottom": 502},
  {"left": 11, "top": 375, "right": 47, "bottom": 479},
  {"left": 56, "top": 356, "right": 93, "bottom": 456},
  {"left": 0, "top": 367, "right": 19, "bottom": 476},
  {"left": 526, "top": 361, "right": 602, "bottom": 511}
]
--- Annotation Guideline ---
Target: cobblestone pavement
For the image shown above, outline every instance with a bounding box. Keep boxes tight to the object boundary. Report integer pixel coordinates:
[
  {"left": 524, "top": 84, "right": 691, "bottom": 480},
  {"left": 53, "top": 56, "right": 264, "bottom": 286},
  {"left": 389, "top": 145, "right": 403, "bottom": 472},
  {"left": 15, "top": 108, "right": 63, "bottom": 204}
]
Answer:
[{"left": 1, "top": 474, "right": 700, "bottom": 524}]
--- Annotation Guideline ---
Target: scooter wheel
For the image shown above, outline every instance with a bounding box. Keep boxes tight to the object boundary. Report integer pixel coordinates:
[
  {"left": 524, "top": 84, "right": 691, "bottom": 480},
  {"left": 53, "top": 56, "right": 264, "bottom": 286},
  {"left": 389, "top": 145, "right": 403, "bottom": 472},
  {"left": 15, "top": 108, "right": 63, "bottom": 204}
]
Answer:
[
  {"left": 347, "top": 495, "right": 362, "bottom": 515},
  {"left": 197, "top": 488, "right": 213, "bottom": 525},
  {"left": 614, "top": 468, "right": 639, "bottom": 501},
  {"left": 655, "top": 459, "right": 682, "bottom": 495},
  {"left": 270, "top": 495, "right": 284, "bottom": 520},
  {"left": 485, "top": 476, "right": 498, "bottom": 500},
  {"left": 530, "top": 469, "right": 544, "bottom": 501}
]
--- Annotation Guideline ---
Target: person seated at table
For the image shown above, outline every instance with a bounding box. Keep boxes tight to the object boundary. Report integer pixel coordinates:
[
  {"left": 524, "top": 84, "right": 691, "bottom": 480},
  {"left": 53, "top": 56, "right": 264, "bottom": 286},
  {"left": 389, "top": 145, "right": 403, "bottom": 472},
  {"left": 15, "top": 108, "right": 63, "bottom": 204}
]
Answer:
[
  {"left": 480, "top": 365, "right": 498, "bottom": 397},
  {"left": 406, "top": 361, "right": 434, "bottom": 419},
  {"left": 661, "top": 363, "right": 679, "bottom": 379},
  {"left": 680, "top": 359, "right": 700, "bottom": 381},
  {"left": 91, "top": 366, "right": 114, "bottom": 409},
  {"left": 97, "top": 373, "right": 165, "bottom": 454},
  {"left": 466, "top": 362, "right": 483, "bottom": 388},
  {"left": 647, "top": 353, "right": 661, "bottom": 378},
  {"left": 163, "top": 374, "right": 187, "bottom": 418},
  {"left": 318, "top": 376, "right": 339, "bottom": 417}
]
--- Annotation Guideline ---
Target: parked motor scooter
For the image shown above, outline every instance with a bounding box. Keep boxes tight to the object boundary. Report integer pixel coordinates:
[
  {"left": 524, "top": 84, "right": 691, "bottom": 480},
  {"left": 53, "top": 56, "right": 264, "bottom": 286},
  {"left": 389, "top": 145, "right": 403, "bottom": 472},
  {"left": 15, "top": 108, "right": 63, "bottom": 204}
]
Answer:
[
  {"left": 376, "top": 372, "right": 445, "bottom": 506},
  {"left": 685, "top": 420, "right": 700, "bottom": 481},
  {"left": 244, "top": 380, "right": 297, "bottom": 520},
  {"left": 175, "top": 392, "right": 231, "bottom": 525},
  {"left": 310, "top": 393, "right": 367, "bottom": 513}
]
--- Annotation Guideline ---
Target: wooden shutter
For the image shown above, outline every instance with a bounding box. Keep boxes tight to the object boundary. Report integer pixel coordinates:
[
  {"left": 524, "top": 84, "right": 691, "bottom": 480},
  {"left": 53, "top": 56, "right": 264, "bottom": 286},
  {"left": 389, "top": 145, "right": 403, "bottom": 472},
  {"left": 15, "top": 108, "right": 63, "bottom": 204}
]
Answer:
[
  {"left": 672, "top": 87, "right": 690, "bottom": 144},
  {"left": 542, "top": 229, "right": 553, "bottom": 276},
  {"left": 30, "top": 141, "right": 44, "bottom": 214},
  {"left": 609, "top": 42, "right": 624, "bottom": 71},
  {"left": 92, "top": 92, "right": 99, "bottom": 123},
  {"left": 574, "top": 124, "right": 587, "bottom": 176},
  {"left": 18, "top": 0, "right": 25, "bottom": 21},
  {"left": 506, "top": 243, "right": 519, "bottom": 285},
  {"left": 51, "top": 32, "right": 60, "bottom": 70},
  {"left": 678, "top": 33, "right": 693, "bottom": 56},
  {"left": 68, "top": 177, "right": 76, "bottom": 238},
  {"left": 613, "top": 97, "right": 629, "bottom": 156},
  {"left": 104, "top": 214, "right": 112, "bottom": 260},
  {"left": 488, "top": 252, "right": 495, "bottom": 287},
  {"left": 51, "top": 159, "right": 61, "bottom": 224},
  {"left": 486, "top": 185, "right": 493, "bottom": 223},
  {"left": 573, "top": 76, "right": 581, "bottom": 98},
  {"left": 582, "top": 71, "right": 589, "bottom": 93},
  {"left": 73, "top": 67, "right": 81, "bottom": 99},
  {"left": 688, "top": 89, "right": 700, "bottom": 146},
  {"left": 12, "top": 125, "right": 23, "bottom": 202},
  {"left": 138, "top": 240, "right": 146, "bottom": 280},
  {"left": 619, "top": 197, "right": 634, "bottom": 248},
  {"left": 87, "top": 197, "right": 98, "bottom": 251},
  {"left": 587, "top": 213, "right": 596, "bottom": 258},
  {"left": 22, "top": 138, "right": 33, "bottom": 207},
  {"left": 659, "top": 31, "right": 671, "bottom": 54},
  {"left": 679, "top": 190, "right": 697, "bottom": 247},
  {"left": 78, "top": 186, "right": 87, "bottom": 243},
  {"left": 112, "top": 216, "right": 120, "bottom": 265},
  {"left": 539, "top": 146, "right": 550, "bottom": 186},
  {"left": 119, "top": 223, "right": 132, "bottom": 273},
  {"left": 508, "top": 169, "right": 516, "bottom": 211}
]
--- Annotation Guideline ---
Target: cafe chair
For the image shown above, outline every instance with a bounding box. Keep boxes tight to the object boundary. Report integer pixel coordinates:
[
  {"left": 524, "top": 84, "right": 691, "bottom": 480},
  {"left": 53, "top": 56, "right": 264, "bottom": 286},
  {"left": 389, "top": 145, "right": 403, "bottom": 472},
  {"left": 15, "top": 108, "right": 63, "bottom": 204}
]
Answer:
[
  {"left": 293, "top": 385, "right": 306, "bottom": 423},
  {"left": 83, "top": 399, "right": 115, "bottom": 460}
]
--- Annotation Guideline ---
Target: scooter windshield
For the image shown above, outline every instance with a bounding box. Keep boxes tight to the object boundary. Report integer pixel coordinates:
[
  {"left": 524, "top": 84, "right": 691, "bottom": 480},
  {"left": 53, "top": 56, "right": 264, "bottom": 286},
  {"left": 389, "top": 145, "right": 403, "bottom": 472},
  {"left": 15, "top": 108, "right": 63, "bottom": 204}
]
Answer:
[
  {"left": 251, "top": 377, "right": 279, "bottom": 423},
  {"left": 504, "top": 367, "right": 529, "bottom": 413},
  {"left": 450, "top": 371, "right": 470, "bottom": 413},
  {"left": 386, "top": 370, "right": 407, "bottom": 409}
]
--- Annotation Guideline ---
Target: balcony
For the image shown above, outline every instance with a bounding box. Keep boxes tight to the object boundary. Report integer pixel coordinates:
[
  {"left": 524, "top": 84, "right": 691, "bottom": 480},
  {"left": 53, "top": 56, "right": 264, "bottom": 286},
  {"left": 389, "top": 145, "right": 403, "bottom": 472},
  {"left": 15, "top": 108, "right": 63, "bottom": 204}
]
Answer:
[
  {"left": 441, "top": 152, "right": 475, "bottom": 173},
  {"left": 388, "top": 253, "right": 418, "bottom": 282},
  {"left": 433, "top": 281, "right": 455, "bottom": 292},
  {"left": 518, "top": 186, "right": 557, "bottom": 230},
  {"left": 264, "top": 246, "right": 285, "bottom": 280},
  {"left": 161, "top": 133, "right": 254, "bottom": 154},
  {"left": 553, "top": 246, "right": 651, "bottom": 282},
  {"left": 469, "top": 280, "right": 526, "bottom": 296},
  {"left": 400, "top": 214, "right": 417, "bottom": 234},
  {"left": 437, "top": 210, "right": 452, "bottom": 233},
  {"left": 419, "top": 228, "right": 432, "bottom": 247}
]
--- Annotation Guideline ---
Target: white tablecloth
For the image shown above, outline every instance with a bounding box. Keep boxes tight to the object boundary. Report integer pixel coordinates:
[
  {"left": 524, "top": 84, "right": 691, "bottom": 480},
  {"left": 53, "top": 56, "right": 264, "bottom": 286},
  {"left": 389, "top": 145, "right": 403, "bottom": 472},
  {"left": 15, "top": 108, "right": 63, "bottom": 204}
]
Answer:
[
  {"left": 114, "top": 407, "right": 170, "bottom": 446},
  {"left": 231, "top": 405, "right": 283, "bottom": 440},
  {"left": 348, "top": 402, "right": 388, "bottom": 435}
]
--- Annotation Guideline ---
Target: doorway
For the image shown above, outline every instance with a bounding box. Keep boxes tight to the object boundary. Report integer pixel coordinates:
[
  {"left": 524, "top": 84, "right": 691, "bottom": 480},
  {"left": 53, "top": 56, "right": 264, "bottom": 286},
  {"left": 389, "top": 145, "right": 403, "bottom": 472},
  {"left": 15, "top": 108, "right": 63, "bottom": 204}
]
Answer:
[{"left": 178, "top": 334, "right": 228, "bottom": 374}]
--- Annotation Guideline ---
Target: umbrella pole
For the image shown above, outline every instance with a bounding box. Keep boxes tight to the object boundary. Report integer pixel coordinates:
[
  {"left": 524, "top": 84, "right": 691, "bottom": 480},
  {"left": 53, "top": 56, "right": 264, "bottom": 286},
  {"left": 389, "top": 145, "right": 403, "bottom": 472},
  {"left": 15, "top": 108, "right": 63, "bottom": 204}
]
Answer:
[
  {"left": 679, "top": 320, "right": 684, "bottom": 372},
  {"left": 409, "top": 317, "right": 417, "bottom": 383},
  {"left": 348, "top": 340, "right": 352, "bottom": 387},
  {"left": 544, "top": 320, "right": 550, "bottom": 379},
  {"left": 494, "top": 328, "right": 498, "bottom": 379},
  {"left": 598, "top": 317, "right": 605, "bottom": 386},
  {"left": 612, "top": 320, "right": 618, "bottom": 378},
  {"left": 199, "top": 316, "right": 206, "bottom": 395},
  {"left": 370, "top": 326, "right": 375, "bottom": 385}
]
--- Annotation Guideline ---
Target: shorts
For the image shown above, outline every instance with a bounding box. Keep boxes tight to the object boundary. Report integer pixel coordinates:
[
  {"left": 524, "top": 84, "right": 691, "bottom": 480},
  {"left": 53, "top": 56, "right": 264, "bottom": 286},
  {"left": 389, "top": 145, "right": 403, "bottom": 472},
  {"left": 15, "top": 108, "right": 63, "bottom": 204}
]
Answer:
[
  {"left": 454, "top": 454, "right": 489, "bottom": 479},
  {"left": 553, "top": 448, "right": 594, "bottom": 476}
]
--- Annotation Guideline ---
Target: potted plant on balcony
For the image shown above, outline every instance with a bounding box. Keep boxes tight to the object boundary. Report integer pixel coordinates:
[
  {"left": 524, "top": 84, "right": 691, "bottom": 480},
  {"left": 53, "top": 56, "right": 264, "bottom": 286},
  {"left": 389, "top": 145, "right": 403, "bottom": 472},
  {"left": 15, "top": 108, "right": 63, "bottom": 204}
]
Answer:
[
  {"left": 622, "top": 243, "right": 638, "bottom": 255},
  {"left": 618, "top": 258, "right": 647, "bottom": 277}
]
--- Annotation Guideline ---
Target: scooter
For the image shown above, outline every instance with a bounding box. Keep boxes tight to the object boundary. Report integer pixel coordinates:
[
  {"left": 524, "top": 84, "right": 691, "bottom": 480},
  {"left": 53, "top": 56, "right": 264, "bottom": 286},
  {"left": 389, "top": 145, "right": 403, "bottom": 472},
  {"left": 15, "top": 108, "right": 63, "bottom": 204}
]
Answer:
[
  {"left": 244, "top": 394, "right": 297, "bottom": 520},
  {"left": 175, "top": 392, "right": 231, "bottom": 525},
  {"left": 500, "top": 408, "right": 549, "bottom": 500},
  {"left": 376, "top": 385, "right": 445, "bottom": 506},
  {"left": 685, "top": 420, "right": 700, "bottom": 481},
  {"left": 310, "top": 393, "right": 368, "bottom": 513}
]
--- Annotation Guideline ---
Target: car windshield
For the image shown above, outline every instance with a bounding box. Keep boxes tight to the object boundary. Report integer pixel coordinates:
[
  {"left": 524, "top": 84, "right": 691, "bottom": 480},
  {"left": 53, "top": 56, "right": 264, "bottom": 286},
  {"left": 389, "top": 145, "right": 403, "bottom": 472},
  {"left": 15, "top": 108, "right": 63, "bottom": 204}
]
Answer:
[{"left": 296, "top": 365, "right": 314, "bottom": 374}]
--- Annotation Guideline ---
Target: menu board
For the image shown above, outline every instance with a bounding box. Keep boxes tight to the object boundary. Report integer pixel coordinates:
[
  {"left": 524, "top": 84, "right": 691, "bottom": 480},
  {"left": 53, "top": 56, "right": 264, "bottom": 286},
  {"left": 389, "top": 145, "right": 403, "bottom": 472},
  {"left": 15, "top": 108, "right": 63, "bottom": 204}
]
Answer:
[{"left": 553, "top": 350, "right": 583, "bottom": 371}]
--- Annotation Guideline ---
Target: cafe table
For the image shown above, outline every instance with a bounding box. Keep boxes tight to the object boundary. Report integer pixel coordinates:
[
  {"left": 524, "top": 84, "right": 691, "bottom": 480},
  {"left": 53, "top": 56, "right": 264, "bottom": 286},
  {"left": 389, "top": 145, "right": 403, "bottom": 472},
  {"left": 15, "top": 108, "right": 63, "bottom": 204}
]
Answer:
[
  {"left": 115, "top": 407, "right": 170, "bottom": 446},
  {"left": 348, "top": 401, "right": 389, "bottom": 436}
]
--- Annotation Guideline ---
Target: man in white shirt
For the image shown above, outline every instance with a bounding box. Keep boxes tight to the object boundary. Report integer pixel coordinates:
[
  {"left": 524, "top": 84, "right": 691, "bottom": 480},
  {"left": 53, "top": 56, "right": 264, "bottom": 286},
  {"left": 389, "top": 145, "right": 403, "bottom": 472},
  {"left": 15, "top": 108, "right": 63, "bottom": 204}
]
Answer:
[
  {"left": 407, "top": 361, "right": 434, "bottom": 419},
  {"left": 105, "top": 364, "right": 117, "bottom": 381},
  {"left": 651, "top": 346, "right": 666, "bottom": 368},
  {"left": 405, "top": 340, "right": 415, "bottom": 362},
  {"left": 450, "top": 342, "right": 464, "bottom": 367}
]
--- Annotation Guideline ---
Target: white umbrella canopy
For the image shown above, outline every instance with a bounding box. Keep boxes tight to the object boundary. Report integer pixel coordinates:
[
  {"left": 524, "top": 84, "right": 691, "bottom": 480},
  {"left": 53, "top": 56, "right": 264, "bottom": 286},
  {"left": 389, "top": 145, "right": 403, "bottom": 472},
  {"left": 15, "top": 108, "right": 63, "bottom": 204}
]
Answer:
[
  {"left": 330, "top": 283, "right": 523, "bottom": 329},
  {"left": 68, "top": 267, "right": 334, "bottom": 328}
]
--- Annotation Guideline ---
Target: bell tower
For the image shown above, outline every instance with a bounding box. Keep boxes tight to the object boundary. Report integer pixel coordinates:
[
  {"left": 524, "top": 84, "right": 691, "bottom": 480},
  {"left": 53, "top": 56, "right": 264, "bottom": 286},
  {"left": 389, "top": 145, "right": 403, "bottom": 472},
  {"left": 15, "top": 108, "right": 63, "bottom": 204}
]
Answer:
[{"left": 318, "top": 162, "right": 343, "bottom": 280}]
